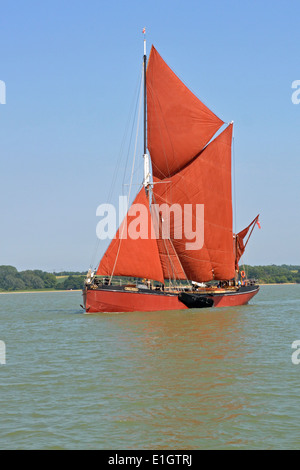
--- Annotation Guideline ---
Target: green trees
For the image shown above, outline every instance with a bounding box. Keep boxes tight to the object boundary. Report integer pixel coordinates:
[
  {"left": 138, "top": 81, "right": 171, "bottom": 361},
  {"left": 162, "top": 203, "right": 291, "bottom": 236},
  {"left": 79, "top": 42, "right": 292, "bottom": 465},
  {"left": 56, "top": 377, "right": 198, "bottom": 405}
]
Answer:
[
  {"left": 20, "top": 272, "right": 45, "bottom": 289},
  {"left": 0, "top": 266, "right": 83, "bottom": 291},
  {"left": 56, "top": 275, "right": 85, "bottom": 290},
  {"left": 242, "top": 265, "right": 300, "bottom": 284},
  {"left": 0, "top": 266, "right": 26, "bottom": 291}
]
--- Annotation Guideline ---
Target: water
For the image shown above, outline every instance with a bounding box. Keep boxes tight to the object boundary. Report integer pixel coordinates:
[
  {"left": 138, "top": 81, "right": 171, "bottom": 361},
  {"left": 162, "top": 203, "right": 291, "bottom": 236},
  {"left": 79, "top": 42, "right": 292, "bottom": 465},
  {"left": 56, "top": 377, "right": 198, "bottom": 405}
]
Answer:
[{"left": 0, "top": 285, "right": 300, "bottom": 450}]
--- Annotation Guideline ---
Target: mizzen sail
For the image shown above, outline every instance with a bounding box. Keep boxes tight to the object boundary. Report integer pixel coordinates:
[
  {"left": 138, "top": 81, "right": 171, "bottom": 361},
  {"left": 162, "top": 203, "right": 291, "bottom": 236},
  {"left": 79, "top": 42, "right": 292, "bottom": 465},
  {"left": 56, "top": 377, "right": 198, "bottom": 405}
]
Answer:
[{"left": 235, "top": 215, "right": 260, "bottom": 267}]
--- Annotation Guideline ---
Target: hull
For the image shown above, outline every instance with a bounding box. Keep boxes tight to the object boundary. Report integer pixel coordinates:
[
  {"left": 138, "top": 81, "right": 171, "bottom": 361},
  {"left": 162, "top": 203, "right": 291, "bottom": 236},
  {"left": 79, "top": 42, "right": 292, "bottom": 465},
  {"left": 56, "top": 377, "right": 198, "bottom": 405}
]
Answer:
[
  {"left": 83, "top": 285, "right": 259, "bottom": 313},
  {"left": 210, "top": 286, "right": 259, "bottom": 307},
  {"left": 84, "top": 287, "right": 188, "bottom": 313}
]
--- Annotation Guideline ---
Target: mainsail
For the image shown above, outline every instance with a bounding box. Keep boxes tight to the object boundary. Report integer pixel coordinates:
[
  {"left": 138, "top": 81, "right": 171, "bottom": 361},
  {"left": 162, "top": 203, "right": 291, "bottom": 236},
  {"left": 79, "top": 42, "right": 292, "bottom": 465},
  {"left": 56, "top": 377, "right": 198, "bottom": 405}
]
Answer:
[
  {"left": 151, "top": 204, "right": 187, "bottom": 281},
  {"left": 152, "top": 124, "right": 235, "bottom": 282}
]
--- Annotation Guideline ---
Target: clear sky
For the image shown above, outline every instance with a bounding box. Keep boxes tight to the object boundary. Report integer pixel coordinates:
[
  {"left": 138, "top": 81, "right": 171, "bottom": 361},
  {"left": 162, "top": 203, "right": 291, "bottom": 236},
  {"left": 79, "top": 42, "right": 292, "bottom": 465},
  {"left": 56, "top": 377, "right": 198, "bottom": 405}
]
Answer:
[{"left": 0, "top": 0, "right": 299, "bottom": 272}]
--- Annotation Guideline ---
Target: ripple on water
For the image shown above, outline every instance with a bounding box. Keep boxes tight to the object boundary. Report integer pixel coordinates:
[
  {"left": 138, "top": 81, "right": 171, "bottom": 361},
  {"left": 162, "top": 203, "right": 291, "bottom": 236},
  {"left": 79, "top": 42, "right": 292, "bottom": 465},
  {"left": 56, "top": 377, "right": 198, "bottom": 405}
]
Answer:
[{"left": 0, "top": 286, "right": 300, "bottom": 449}]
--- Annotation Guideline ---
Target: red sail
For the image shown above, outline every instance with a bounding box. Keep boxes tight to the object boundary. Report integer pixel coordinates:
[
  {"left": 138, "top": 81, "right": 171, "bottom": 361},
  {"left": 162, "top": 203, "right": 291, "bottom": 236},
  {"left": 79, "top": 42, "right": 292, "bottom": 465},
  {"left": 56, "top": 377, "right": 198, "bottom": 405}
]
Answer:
[
  {"left": 153, "top": 124, "right": 235, "bottom": 282},
  {"left": 156, "top": 238, "right": 187, "bottom": 281},
  {"left": 97, "top": 188, "right": 164, "bottom": 284},
  {"left": 235, "top": 215, "right": 260, "bottom": 266},
  {"left": 151, "top": 202, "right": 187, "bottom": 280},
  {"left": 147, "top": 46, "right": 224, "bottom": 179}
]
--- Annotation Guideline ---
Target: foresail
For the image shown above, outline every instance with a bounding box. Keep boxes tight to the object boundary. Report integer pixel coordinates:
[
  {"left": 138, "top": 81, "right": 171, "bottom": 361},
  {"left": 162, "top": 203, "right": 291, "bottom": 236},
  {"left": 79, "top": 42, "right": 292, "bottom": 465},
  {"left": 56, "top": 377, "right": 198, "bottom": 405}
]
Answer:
[
  {"left": 97, "top": 187, "right": 164, "bottom": 284},
  {"left": 152, "top": 124, "right": 235, "bottom": 282},
  {"left": 147, "top": 46, "right": 224, "bottom": 179}
]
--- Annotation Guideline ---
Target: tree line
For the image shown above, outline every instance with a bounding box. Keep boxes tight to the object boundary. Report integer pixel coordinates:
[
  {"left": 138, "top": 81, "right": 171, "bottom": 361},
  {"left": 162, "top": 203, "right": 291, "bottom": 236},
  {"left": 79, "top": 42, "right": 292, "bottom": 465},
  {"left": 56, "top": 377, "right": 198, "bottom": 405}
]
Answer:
[
  {"left": 0, "top": 266, "right": 85, "bottom": 291},
  {"left": 0, "top": 265, "right": 299, "bottom": 292},
  {"left": 243, "top": 264, "right": 300, "bottom": 284}
]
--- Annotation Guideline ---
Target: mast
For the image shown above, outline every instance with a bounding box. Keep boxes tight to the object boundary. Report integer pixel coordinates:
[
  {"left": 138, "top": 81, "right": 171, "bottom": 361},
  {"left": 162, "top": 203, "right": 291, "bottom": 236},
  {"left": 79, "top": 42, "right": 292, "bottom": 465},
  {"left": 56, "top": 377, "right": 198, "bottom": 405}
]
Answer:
[
  {"left": 143, "top": 31, "right": 147, "bottom": 156},
  {"left": 142, "top": 29, "right": 151, "bottom": 192}
]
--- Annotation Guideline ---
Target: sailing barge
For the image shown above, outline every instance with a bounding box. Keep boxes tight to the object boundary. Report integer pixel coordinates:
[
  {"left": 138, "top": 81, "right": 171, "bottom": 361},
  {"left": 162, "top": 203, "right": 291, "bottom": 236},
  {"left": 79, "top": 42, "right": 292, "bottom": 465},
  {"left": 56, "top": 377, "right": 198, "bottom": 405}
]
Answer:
[{"left": 83, "top": 38, "right": 260, "bottom": 313}]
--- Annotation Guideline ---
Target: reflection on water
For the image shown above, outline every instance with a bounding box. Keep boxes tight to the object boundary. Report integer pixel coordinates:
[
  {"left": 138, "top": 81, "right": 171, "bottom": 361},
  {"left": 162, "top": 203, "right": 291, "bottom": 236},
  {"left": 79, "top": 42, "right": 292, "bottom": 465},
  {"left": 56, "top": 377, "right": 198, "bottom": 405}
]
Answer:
[
  {"left": 94, "top": 308, "right": 253, "bottom": 449},
  {"left": 0, "top": 285, "right": 300, "bottom": 449}
]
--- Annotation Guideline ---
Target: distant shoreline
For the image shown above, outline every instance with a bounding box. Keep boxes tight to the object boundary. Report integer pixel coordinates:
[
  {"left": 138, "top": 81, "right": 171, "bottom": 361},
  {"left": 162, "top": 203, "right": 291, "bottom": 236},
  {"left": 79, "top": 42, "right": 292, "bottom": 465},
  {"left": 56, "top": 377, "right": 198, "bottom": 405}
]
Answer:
[
  {"left": 259, "top": 283, "right": 297, "bottom": 286},
  {"left": 0, "top": 289, "right": 82, "bottom": 294}
]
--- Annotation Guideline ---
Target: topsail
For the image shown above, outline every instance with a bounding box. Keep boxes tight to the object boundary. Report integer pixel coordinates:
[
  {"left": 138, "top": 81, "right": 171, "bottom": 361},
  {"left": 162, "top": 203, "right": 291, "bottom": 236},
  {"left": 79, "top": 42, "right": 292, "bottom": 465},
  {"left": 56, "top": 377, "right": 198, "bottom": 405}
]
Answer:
[{"left": 147, "top": 46, "right": 224, "bottom": 179}]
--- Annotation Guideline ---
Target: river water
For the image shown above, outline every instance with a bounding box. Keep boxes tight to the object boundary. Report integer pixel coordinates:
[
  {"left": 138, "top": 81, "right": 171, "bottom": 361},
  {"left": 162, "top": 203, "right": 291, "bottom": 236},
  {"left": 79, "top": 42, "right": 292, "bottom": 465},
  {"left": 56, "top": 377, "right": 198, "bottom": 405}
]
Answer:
[{"left": 0, "top": 285, "right": 300, "bottom": 449}]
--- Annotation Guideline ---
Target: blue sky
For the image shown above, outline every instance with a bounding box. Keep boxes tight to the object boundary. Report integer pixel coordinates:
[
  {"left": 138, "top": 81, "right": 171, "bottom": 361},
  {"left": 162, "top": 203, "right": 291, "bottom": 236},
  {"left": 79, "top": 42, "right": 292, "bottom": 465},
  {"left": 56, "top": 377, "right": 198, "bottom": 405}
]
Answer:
[{"left": 0, "top": 0, "right": 299, "bottom": 272}]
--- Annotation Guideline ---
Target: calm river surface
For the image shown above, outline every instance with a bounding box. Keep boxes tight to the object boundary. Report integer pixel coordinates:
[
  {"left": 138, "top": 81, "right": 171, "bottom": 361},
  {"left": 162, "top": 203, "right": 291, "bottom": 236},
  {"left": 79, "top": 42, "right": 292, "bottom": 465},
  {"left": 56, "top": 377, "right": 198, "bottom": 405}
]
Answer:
[{"left": 0, "top": 285, "right": 300, "bottom": 449}]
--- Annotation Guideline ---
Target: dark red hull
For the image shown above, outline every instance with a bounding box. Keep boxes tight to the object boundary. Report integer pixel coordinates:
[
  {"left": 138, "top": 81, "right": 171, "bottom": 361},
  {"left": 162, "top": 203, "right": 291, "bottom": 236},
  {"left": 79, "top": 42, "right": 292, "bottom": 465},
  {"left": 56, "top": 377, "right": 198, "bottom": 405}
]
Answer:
[{"left": 83, "top": 285, "right": 259, "bottom": 313}]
